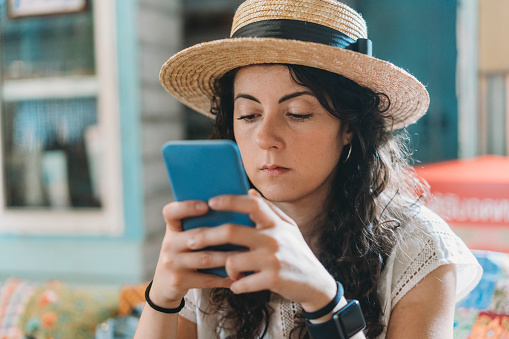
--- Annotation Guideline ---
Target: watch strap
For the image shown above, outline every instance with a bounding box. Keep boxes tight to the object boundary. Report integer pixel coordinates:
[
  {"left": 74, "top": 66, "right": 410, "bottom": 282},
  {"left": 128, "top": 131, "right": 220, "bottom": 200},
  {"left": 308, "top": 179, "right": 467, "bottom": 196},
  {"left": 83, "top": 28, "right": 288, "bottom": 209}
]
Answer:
[
  {"left": 302, "top": 281, "right": 344, "bottom": 319},
  {"left": 306, "top": 315, "right": 347, "bottom": 339}
]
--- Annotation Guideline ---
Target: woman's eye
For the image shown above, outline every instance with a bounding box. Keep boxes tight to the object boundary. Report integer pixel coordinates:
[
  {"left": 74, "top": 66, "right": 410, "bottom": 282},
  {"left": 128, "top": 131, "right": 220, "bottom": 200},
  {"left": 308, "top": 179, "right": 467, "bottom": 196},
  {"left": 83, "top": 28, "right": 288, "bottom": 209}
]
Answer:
[
  {"left": 236, "top": 114, "right": 259, "bottom": 122},
  {"left": 288, "top": 113, "right": 313, "bottom": 121}
]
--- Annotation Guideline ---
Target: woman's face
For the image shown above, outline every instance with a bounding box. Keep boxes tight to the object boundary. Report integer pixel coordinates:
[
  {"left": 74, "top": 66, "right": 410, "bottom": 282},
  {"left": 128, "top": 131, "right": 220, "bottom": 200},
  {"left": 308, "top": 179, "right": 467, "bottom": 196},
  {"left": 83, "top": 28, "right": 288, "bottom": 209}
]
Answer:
[{"left": 233, "top": 64, "right": 351, "bottom": 204}]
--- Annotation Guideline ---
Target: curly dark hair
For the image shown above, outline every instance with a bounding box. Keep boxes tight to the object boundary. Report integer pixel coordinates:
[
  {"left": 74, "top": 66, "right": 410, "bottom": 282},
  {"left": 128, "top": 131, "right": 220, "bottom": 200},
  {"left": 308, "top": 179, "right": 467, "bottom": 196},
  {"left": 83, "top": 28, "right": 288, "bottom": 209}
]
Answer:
[{"left": 206, "top": 64, "right": 427, "bottom": 338}]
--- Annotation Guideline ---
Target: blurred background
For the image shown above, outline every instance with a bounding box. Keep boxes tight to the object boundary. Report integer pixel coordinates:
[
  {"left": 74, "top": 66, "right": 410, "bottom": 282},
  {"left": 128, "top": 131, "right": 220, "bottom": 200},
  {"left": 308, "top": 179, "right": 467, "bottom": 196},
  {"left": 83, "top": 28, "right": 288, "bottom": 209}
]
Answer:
[{"left": 0, "top": 0, "right": 507, "bottom": 286}]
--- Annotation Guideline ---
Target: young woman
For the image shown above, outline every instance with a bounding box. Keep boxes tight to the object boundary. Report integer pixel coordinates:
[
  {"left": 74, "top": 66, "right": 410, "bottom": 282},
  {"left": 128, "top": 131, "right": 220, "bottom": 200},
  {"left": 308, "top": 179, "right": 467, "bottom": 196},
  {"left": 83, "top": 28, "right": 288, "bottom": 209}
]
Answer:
[{"left": 135, "top": 1, "right": 482, "bottom": 338}]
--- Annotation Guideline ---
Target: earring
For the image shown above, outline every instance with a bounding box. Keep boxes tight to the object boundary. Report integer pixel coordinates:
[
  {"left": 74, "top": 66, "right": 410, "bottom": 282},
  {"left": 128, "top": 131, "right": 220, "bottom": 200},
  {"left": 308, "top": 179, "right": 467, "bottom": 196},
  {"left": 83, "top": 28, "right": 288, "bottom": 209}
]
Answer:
[{"left": 342, "top": 143, "right": 352, "bottom": 163}]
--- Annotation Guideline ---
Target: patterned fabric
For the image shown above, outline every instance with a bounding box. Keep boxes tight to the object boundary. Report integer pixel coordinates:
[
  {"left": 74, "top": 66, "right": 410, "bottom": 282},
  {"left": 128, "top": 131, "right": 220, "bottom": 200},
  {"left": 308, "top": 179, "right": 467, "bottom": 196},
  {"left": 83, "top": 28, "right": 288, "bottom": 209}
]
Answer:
[
  {"left": 18, "top": 280, "right": 120, "bottom": 339},
  {"left": 0, "top": 279, "right": 146, "bottom": 339},
  {"left": 0, "top": 278, "right": 39, "bottom": 339},
  {"left": 179, "top": 206, "right": 483, "bottom": 338},
  {"left": 454, "top": 250, "right": 509, "bottom": 338}
]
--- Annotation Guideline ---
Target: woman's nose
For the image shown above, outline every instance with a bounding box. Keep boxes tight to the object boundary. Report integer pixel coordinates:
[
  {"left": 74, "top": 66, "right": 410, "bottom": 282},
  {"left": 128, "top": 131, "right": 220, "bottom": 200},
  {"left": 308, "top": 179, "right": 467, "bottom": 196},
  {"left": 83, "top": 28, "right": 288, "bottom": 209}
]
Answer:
[{"left": 255, "top": 113, "right": 284, "bottom": 150}]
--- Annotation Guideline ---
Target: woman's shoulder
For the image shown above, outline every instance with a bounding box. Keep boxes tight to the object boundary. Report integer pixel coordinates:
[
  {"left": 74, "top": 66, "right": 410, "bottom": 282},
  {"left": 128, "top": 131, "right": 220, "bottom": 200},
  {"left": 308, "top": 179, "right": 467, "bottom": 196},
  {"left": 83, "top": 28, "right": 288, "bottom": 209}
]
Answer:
[
  {"left": 380, "top": 204, "right": 482, "bottom": 307},
  {"left": 395, "top": 204, "right": 468, "bottom": 255},
  {"left": 393, "top": 204, "right": 480, "bottom": 273},
  {"left": 399, "top": 203, "right": 451, "bottom": 237}
]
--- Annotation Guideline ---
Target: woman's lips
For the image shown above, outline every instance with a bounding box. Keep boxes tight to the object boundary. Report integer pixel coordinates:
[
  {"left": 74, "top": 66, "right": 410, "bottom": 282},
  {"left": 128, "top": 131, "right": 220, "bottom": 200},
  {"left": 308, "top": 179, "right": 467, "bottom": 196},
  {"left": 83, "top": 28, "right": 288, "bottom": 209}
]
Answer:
[{"left": 261, "top": 165, "right": 291, "bottom": 176}]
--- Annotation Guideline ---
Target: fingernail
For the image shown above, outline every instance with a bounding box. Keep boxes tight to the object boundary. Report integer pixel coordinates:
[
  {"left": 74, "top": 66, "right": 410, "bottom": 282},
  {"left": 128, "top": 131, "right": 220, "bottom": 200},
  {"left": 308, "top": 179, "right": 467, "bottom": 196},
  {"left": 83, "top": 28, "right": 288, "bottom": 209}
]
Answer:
[
  {"left": 230, "top": 283, "right": 240, "bottom": 294},
  {"left": 249, "top": 189, "right": 261, "bottom": 197},
  {"left": 196, "top": 202, "right": 207, "bottom": 211},
  {"left": 208, "top": 198, "right": 218, "bottom": 208}
]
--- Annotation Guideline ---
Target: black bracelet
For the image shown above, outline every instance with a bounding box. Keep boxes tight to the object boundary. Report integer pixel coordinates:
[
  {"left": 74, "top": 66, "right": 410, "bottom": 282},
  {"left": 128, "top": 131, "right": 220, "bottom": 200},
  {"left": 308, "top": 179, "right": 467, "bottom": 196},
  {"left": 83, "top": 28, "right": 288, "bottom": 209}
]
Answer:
[
  {"left": 302, "top": 281, "right": 344, "bottom": 320},
  {"left": 144, "top": 280, "right": 185, "bottom": 314}
]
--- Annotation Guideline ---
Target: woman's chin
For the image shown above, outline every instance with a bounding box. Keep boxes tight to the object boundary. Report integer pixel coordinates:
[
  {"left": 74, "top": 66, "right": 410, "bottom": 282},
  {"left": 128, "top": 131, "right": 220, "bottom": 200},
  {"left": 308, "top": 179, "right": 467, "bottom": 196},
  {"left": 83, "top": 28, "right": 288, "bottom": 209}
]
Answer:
[{"left": 257, "top": 187, "right": 299, "bottom": 204}]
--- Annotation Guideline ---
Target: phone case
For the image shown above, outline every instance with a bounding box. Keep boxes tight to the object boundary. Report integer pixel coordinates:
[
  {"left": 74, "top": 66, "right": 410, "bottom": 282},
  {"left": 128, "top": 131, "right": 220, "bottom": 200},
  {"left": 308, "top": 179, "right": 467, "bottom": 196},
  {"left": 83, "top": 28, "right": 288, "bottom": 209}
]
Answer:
[{"left": 161, "top": 140, "right": 255, "bottom": 277}]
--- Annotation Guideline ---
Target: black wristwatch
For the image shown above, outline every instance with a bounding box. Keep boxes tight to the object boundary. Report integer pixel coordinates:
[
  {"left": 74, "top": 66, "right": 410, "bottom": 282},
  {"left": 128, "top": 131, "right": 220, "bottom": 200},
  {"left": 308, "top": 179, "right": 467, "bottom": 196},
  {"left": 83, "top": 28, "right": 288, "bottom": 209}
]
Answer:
[{"left": 306, "top": 300, "right": 366, "bottom": 339}]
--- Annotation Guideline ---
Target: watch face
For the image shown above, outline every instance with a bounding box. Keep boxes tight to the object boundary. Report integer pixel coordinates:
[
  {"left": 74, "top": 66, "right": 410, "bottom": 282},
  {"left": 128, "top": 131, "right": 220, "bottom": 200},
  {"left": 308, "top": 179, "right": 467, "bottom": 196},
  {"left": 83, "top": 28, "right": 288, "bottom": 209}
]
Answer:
[{"left": 334, "top": 300, "right": 366, "bottom": 338}]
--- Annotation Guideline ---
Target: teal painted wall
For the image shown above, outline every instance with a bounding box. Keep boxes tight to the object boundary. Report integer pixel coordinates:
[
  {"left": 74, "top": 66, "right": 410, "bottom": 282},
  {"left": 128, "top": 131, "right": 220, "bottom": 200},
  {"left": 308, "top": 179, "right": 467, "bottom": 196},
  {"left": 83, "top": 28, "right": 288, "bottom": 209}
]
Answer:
[
  {"left": 0, "top": 238, "right": 143, "bottom": 283},
  {"left": 356, "top": 0, "right": 458, "bottom": 163}
]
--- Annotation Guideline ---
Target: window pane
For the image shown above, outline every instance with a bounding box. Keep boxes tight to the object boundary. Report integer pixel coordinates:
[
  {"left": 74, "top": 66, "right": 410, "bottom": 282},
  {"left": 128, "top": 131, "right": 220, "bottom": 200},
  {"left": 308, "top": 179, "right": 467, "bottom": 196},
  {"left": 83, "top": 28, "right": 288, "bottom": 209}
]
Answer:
[
  {"left": 0, "top": 1, "right": 95, "bottom": 80},
  {"left": 2, "top": 97, "right": 101, "bottom": 209}
]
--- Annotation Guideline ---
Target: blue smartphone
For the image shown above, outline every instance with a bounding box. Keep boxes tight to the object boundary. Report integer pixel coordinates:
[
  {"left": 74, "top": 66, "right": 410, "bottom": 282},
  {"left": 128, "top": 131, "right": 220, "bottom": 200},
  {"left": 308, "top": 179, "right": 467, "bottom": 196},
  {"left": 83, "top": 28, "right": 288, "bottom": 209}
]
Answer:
[{"left": 161, "top": 140, "right": 255, "bottom": 276}]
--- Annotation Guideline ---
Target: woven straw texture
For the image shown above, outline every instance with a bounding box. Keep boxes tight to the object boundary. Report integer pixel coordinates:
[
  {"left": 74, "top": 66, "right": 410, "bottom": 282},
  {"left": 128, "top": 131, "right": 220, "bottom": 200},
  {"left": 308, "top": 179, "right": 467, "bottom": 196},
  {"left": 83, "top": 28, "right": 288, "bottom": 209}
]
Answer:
[
  {"left": 231, "top": 0, "right": 367, "bottom": 40},
  {"left": 159, "top": 0, "right": 429, "bottom": 130}
]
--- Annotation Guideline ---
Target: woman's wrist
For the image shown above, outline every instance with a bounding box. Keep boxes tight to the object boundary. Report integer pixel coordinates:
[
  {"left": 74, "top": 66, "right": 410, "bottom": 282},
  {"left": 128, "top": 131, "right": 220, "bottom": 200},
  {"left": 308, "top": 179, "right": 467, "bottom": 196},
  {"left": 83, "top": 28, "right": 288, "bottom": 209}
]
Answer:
[
  {"left": 145, "top": 281, "right": 185, "bottom": 314},
  {"left": 308, "top": 297, "right": 348, "bottom": 324},
  {"left": 301, "top": 278, "right": 341, "bottom": 314},
  {"left": 146, "top": 280, "right": 185, "bottom": 310},
  {"left": 302, "top": 280, "right": 345, "bottom": 323}
]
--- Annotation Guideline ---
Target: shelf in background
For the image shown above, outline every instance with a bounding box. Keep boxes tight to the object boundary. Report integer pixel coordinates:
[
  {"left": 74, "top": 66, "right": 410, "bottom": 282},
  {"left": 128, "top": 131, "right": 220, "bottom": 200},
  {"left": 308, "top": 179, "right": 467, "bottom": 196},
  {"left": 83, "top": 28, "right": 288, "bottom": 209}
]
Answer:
[{"left": 1, "top": 76, "right": 98, "bottom": 101}]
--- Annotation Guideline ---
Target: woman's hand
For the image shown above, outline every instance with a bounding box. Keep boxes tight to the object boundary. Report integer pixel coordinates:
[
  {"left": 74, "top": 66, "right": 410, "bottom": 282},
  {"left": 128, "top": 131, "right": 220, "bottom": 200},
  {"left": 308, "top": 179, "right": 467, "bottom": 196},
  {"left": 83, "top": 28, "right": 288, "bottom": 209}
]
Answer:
[
  {"left": 149, "top": 200, "right": 234, "bottom": 309},
  {"left": 186, "top": 189, "right": 338, "bottom": 313}
]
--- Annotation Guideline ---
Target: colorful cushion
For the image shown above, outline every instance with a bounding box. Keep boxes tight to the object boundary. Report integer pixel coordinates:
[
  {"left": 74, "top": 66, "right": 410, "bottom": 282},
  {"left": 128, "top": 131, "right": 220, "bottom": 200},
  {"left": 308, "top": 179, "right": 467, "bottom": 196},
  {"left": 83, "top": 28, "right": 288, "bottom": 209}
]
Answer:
[
  {"left": 0, "top": 278, "right": 39, "bottom": 339},
  {"left": 18, "top": 280, "right": 120, "bottom": 339},
  {"left": 454, "top": 250, "right": 509, "bottom": 338}
]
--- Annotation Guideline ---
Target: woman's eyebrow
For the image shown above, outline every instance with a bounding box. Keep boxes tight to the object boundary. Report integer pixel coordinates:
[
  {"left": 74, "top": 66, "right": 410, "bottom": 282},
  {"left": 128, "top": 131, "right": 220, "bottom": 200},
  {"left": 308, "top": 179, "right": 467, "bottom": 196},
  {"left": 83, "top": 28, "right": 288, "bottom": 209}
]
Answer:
[
  {"left": 278, "top": 91, "right": 314, "bottom": 103},
  {"left": 234, "top": 91, "right": 314, "bottom": 104},
  {"left": 234, "top": 93, "right": 260, "bottom": 103}
]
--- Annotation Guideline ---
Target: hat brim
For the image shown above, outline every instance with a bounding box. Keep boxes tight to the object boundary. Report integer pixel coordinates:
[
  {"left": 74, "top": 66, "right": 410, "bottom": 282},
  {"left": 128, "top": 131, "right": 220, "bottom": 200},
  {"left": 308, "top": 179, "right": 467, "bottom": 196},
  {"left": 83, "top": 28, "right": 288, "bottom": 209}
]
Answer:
[{"left": 159, "top": 37, "right": 429, "bottom": 130}]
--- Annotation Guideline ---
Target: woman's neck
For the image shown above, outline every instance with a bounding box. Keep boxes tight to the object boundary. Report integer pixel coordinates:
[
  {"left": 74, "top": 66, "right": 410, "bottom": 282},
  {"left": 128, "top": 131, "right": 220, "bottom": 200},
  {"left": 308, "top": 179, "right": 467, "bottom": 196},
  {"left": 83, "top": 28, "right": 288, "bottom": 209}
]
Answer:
[
  {"left": 267, "top": 172, "right": 334, "bottom": 251},
  {"left": 273, "top": 195, "right": 325, "bottom": 250}
]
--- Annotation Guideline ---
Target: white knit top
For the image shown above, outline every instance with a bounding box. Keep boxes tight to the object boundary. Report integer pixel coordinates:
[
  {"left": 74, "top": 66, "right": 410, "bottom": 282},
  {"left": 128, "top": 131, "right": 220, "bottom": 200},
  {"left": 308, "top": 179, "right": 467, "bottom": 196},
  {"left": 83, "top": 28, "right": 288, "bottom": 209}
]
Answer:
[{"left": 179, "top": 206, "right": 482, "bottom": 338}]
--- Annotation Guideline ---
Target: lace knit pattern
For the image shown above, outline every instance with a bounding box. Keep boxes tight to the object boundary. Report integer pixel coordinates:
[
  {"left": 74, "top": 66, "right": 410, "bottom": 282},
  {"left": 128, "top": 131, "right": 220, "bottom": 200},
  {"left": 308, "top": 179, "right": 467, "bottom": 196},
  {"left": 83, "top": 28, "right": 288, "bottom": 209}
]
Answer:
[
  {"left": 279, "top": 298, "right": 300, "bottom": 337},
  {"left": 180, "top": 290, "right": 198, "bottom": 323},
  {"left": 391, "top": 237, "right": 436, "bottom": 307}
]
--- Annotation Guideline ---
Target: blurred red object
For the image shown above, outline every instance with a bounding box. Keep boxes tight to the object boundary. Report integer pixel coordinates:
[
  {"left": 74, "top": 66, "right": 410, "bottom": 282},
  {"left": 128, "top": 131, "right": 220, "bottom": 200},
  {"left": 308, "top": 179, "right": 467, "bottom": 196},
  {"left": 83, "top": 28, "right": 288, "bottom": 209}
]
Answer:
[{"left": 415, "top": 155, "right": 509, "bottom": 252}]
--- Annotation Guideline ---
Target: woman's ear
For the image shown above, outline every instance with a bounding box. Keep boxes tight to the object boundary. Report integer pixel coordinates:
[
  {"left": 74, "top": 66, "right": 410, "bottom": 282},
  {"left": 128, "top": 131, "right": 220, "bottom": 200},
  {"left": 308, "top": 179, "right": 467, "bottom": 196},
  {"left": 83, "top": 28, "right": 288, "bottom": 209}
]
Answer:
[{"left": 341, "top": 123, "right": 354, "bottom": 145}]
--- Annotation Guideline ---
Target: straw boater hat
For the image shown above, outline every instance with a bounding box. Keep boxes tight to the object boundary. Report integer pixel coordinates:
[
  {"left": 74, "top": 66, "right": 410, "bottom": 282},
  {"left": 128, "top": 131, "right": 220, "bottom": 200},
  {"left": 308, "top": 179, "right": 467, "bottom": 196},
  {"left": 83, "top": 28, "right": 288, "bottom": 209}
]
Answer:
[{"left": 159, "top": 0, "right": 429, "bottom": 130}]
